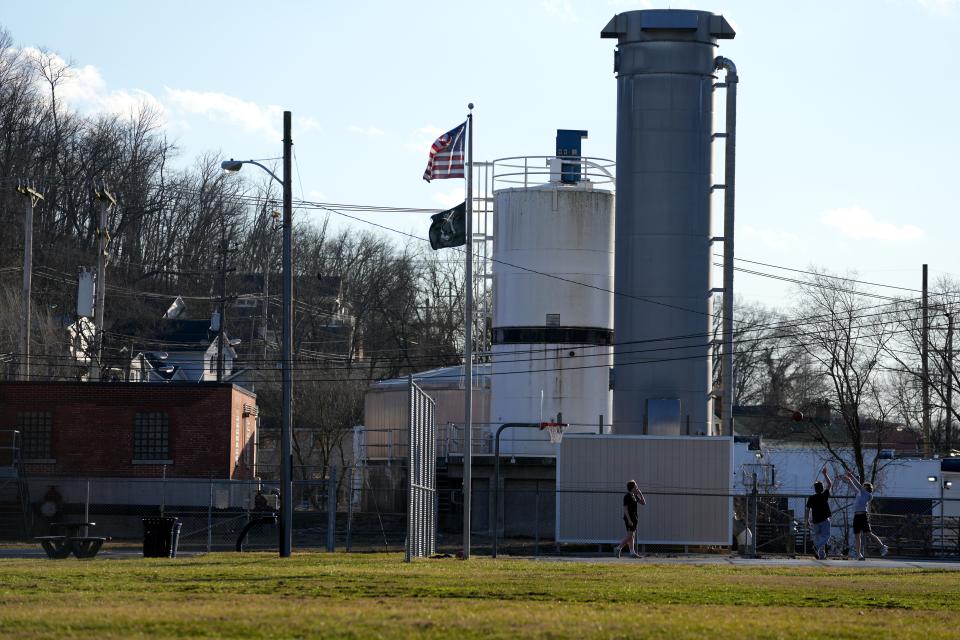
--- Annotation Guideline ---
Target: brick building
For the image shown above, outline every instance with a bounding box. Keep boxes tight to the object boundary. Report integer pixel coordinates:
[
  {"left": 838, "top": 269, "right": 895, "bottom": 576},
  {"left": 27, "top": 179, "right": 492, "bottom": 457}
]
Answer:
[{"left": 0, "top": 382, "right": 258, "bottom": 479}]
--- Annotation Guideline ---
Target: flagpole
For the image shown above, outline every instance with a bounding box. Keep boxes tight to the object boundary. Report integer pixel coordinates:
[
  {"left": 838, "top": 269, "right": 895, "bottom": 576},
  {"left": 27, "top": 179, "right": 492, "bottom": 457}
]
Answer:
[{"left": 462, "top": 103, "right": 474, "bottom": 560}]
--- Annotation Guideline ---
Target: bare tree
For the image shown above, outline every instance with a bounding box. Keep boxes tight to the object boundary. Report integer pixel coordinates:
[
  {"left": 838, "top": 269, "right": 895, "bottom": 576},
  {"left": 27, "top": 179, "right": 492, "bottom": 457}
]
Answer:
[
  {"left": 884, "top": 275, "right": 960, "bottom": 455},
  {"left": 791, "top": 271, "right": 896, "bottom": 482}
]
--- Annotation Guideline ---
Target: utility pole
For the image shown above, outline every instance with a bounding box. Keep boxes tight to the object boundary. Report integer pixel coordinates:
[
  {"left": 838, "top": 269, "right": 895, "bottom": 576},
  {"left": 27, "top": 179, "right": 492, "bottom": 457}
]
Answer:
[
  {"left": 216, "top": 225, "right": 227, "bottom": 382},
  {"left": 262, "top": 255, "right": 270, "bottom": 360},
  {"left": 945, "top": 311, "right": 954, "bottom": 455},
  {"left": 262, "top": 204, "right": 277, "bottom": 362},
  {"left": 17, "top": 182, "right": 44, "bottom": 382},
  {"left": 91, "top": 184, "right": 116, "bottom": 382},
  {"left": 280, "top": 110, "right": 294, "bottom": 558},
  {"left": 922, "top": 264, "right": 931, "bottom": 458}
]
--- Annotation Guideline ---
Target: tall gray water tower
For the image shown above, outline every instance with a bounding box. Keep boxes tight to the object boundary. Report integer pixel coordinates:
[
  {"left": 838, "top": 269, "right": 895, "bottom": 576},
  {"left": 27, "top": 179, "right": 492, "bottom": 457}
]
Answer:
[{"left": 602, "top": 10, "right": 735, "bottom": 435}]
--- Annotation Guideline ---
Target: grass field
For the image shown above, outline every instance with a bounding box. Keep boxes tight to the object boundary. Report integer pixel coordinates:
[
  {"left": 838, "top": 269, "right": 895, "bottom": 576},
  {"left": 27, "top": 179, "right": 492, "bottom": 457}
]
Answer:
[{"left": 1, "top": 553, "right": 959, "bottom": 639}]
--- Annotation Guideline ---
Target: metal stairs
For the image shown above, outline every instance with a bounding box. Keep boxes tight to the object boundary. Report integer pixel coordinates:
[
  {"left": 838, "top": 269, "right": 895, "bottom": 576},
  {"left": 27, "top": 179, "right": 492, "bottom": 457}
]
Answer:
[{"left": 0, "top": 431, "right": 32, "bottom": 540}]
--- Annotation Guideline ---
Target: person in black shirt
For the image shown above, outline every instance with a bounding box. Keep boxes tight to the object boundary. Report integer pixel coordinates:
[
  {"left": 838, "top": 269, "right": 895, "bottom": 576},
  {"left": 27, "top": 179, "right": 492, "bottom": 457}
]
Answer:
[
  {"left": 805, "top": 467, "right": 833, "bottom": 559},
  {"left": 615, "top": 480, "right": 646, "bottom": 558}
]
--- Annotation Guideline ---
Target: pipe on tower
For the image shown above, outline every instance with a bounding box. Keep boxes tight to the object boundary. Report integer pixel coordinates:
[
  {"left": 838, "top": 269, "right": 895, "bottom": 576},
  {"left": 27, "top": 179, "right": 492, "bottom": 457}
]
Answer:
[{"left": 715, "top": 55, "right": 738, "bottom": 437}]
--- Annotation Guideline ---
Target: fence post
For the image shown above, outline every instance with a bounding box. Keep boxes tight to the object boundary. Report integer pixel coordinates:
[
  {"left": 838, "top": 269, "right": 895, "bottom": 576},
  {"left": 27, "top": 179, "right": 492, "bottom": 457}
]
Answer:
[
  {"left": 534, "top": 480, "right": 540, "bottom": 557},
  {"left": 327, "top": 466, "right": 337, "bottom": 552},
  {"left": 940, "top": 484, "right": 945, "bottom": 556},
  {"left": 207, "top": 478, "right": 213, "bottom": 553},
  {"left": 346, "top": 467, "right": 354, "bottom": 552},
  {"left": 84, "top": 480, "right": 90, "bottom": 537},
  {"left": 160, "top": 464, "right": 167, "bottom": 517},
  {"left": 750, "top": 472, "right": 759, "bottom": 558}
]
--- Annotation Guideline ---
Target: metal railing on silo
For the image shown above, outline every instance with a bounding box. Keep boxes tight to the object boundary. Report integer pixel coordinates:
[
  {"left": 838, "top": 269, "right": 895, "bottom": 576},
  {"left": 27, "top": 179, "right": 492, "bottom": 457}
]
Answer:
[{"left": 491, "top": 156, "right": 615, "bottom": 191}]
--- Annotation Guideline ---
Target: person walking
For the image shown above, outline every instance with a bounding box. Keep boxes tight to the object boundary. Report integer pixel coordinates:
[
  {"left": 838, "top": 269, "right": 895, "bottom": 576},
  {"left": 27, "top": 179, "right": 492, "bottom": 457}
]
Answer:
[
  {"left": 842, "top": 470, "right": 889, "bottom": 560},
  {"left": 805, "top": 467, "right": 833, "bottom": 559},
  {"left": 615, "top": 480, "right": 646, "bottom": 558}
]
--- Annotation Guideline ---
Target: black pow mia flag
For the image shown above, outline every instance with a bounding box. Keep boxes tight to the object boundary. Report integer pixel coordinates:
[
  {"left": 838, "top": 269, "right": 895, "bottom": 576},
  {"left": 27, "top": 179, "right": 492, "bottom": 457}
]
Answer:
[{"left": 428, "top": 201, "right": 466, "bottom": 250}]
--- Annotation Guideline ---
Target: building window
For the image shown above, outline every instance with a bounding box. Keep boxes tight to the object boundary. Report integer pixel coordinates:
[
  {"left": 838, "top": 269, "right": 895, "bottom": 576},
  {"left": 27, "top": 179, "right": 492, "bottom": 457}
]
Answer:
[
  {"left": 16, "top": 412, "right": 52, "bottom": 459},
  {"left": 259, "top": 433, "right": 278, "bottom": 450},
  {"left": 134, "top": 412, "right": 170, "bottom": 461}
]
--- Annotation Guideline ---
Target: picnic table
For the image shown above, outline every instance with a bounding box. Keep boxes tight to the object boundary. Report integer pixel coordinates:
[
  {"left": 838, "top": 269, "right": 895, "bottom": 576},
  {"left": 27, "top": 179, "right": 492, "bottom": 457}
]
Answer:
[{"left": 35, "top": 522, "right": 110, "bottom": 559}]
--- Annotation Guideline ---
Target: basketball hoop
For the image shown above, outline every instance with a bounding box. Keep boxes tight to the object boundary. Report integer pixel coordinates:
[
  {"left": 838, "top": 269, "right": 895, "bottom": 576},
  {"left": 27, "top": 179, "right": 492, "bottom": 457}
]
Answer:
[{"left": 539, "top": 422, "right": 567, "bottom": 444}]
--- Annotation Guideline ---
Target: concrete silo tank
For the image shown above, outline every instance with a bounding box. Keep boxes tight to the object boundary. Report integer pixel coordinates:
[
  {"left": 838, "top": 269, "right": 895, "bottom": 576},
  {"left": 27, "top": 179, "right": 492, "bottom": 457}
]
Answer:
[
  {"left": 491, "top": 180, "right": 614, "bottom": 455},
  {"left": 602, "top": 9, "right": 735, "bottom": 436}
]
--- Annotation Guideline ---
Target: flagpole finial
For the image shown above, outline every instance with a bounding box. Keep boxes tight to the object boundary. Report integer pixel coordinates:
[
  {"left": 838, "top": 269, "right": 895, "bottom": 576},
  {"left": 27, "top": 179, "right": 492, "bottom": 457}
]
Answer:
[{"left": 468, "top": 102, "right": 474, "bottom": 111}]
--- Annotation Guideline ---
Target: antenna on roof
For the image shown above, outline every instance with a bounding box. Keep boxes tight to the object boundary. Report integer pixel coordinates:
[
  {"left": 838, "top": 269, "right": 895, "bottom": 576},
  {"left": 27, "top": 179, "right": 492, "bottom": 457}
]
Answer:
[{"left": 163, "top": 296, "right": 186, "bottom": 320}]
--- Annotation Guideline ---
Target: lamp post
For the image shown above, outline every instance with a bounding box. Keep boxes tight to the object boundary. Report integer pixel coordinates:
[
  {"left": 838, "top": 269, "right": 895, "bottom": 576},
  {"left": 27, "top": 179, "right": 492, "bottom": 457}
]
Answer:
[{"left": 221, "top": 110, "right": 294, "bottom": 557}]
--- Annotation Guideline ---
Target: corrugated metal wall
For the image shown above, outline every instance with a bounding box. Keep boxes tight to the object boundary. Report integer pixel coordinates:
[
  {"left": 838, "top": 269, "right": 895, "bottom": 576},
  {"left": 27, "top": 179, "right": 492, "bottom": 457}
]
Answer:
[
  {"left": 557, "top": 435, "right": 732, "bottom": 545},
  {"left": 363, "top": 387, "right": 490, "bottom": 456}
]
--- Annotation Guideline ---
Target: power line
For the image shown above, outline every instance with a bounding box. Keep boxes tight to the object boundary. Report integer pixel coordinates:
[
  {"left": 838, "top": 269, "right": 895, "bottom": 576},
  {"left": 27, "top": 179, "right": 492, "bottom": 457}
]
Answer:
[
  {"left": 731, "top": 257, "right": 922, "bottom": 294},
  {"left": 8, "top": 315, "right": 941, "bottom": 382},
  {"left": 8, "top": 177, "right": 948, "bottom": 367},
  {"left": 18, "top": 257, "right": 933, "bottom": 363}
]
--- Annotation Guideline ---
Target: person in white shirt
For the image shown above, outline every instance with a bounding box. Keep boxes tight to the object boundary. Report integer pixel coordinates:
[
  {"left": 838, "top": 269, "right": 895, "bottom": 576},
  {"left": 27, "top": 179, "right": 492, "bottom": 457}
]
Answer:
[{"left": 842, "top": 470, "right": 888, "bottom": 560}]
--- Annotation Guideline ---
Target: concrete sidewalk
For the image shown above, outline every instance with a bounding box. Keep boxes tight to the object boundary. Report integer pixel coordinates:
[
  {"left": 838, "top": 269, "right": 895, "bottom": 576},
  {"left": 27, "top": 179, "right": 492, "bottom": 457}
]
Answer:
[
  {"left": 527, "top": 553, "right": 960, "bottom": 570},
  {"left": 0, "top": 546, "right": 202, "bottom": 560}
]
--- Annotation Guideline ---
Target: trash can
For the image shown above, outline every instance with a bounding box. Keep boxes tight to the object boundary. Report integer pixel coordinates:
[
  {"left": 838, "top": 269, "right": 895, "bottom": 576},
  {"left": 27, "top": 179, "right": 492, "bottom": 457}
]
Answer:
[{"left": 142, "top": 517, "right": 182, "bottom": 558}]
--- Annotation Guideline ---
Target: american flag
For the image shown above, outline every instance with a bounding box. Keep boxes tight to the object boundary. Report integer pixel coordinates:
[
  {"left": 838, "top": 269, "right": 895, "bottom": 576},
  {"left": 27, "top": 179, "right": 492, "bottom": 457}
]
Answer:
[{"left": 422, "top": 121, "right": 466, "bottom": 182}]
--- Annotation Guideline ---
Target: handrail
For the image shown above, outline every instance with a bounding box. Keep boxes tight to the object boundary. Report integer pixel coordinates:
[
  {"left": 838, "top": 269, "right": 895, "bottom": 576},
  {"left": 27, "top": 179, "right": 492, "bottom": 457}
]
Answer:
[
  {"left": 0, "top": 430, "right": 21, "bottom": 466},
  {"left": 491, "top": 155, "right": 615, "bottom": 191}
]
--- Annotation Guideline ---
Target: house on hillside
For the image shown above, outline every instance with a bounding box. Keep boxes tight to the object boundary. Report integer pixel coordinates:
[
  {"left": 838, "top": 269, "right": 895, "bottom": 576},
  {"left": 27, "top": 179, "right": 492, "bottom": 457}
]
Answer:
[
  {"left": 129, "top": 318, "right": 247, "bottom": 387},
  {"left": 229, "top": 273, "right": 355, "bottom": 360}
]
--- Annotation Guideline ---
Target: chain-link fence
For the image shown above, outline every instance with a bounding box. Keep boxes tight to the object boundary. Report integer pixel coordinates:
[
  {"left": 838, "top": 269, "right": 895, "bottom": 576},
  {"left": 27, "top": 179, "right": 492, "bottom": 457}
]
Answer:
[
  {"left": 734, "top": 489, "right": 960, "bottom": 559},
  {"left": 547, "top": 486, "right": 959, "bottom": 559},
  {"left": 6, "top": 472, "right": 959, "bottom": 559},
  {"left": 19, "top": 468, "right": 415, "bottom": 552}
]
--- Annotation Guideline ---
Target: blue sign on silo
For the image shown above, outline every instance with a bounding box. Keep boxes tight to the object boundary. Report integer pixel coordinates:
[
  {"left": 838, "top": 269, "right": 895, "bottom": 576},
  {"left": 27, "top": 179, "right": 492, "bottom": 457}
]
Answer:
[{"left": 556, "top": 129, "right": 588, "bottom": 183}]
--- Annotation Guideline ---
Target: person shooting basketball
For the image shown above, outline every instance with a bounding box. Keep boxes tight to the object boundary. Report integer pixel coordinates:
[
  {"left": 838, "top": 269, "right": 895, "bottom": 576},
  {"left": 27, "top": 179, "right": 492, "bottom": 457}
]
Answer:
[{"left": 842, "top": 470, "right": 889, "bottom": 560}]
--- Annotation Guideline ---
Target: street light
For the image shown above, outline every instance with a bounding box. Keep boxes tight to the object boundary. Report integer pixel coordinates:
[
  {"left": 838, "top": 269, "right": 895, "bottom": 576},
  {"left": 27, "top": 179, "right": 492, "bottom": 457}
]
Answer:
[{"left": 222, "top": 110, "right": 294, "bottom": 558}]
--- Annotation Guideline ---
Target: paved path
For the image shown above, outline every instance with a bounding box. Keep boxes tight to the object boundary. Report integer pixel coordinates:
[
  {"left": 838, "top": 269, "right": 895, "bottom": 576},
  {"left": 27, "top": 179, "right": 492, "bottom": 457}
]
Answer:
[
  {"left": 0, "top": 546, "right": 200, "bottom": 559},
  {"left": 526, "top": 553, "right": 960, "bottom": 570}
]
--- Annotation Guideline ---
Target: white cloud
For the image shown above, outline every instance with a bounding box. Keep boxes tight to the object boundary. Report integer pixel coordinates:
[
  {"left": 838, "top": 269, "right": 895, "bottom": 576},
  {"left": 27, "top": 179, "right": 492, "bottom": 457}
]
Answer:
[
  {"left": 55, "top": 63, "right": 105, "bottom": 103},
  {"left": 915, "top": 0, "right": 960, "bottom": 13},
  {"left": 306, "top": 189, "right": 327, "bottom": 201},
  {"left": 164, "top": 88, "right": 285, "bottom": 140},
  {"left": 405, "top": 124, "right": 445, "bottom": 152},
  {"left": 607, "top": 0, "right": 657, "bottom": 8},
  {"left": 417, "top": 125, "right": 444, "bottom": 137},
  {"left": 742, "top": 225, "right": 799, "bottom": 251},
  {"left": 348, "top": 125, "right": 385, "bottom": 136},
  {"left": 299, "top": 116, "right": 322, "bottom": 133},
  {"left": 541, "top": 0, "right": 579, "bottom": 22},
  {"left": 23, "top": 48, "right": 168, "bottom": 122},
  {"left": 433, "top": 188, "right": 464, "bottom": 208},
  {"left": 820, "top": 206, "right": 924, "bottom": 242}
]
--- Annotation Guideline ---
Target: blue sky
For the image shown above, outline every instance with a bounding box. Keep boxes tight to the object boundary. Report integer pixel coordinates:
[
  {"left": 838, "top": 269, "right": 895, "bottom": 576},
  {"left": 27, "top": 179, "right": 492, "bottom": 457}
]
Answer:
[{"left": 3, "top": 0, "right": 959, "bottom": 308}]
